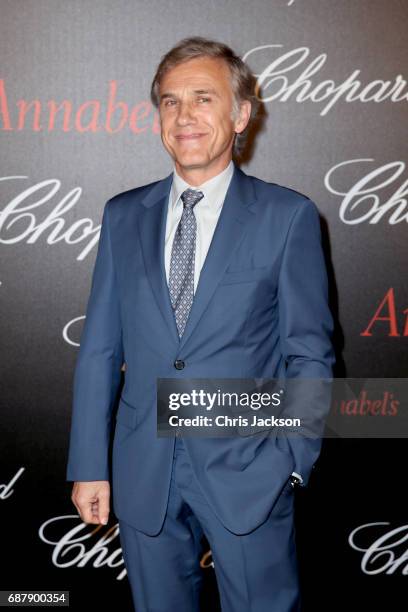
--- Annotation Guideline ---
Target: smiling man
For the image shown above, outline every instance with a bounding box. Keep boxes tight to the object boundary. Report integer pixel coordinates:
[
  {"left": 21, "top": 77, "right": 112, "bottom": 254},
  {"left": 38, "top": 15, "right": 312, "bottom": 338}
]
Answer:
[
  {"left": 67, "top": 36, "right": 335, "bottom": 611},
  {"left": 158, "top": 54, "right": 249, "bottom": 185}
]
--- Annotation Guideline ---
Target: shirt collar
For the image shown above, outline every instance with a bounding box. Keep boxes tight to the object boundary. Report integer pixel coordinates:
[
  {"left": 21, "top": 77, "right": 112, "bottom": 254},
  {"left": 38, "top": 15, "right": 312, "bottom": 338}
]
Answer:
[{"left": 170, "top": 160, "right": 234, "bottom": 212}]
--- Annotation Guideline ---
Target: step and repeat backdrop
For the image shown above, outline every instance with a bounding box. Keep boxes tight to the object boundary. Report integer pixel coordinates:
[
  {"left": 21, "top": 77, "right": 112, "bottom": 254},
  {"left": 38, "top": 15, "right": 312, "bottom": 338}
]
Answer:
[{"left": 1, "top": 1, "right": 407, "bottom": 610}]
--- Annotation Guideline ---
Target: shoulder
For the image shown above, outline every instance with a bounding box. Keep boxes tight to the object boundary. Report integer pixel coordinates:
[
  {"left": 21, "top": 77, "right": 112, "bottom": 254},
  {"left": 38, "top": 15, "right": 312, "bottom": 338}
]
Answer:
[
  {"left": 105, "top": 177, "right": 165, "bottom": 211},
  {"left": 245, "top": 171, "right": 320, "bottom": 221}
]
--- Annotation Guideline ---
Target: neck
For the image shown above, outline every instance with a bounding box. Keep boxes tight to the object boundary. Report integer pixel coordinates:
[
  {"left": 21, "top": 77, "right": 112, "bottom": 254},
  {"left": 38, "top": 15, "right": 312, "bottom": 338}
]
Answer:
[{"left": 175, "top": 157, "right": 232, "bottom": 186}]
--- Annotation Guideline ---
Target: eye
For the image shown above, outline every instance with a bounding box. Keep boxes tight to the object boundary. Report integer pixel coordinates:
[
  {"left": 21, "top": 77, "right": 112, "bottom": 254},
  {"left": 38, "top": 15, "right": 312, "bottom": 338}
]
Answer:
[
  {"left": 164, "top": 99, "right": 176, "bottom": 107},
  {"left": 198, "top": 97, "right": 211, "bottom": 103}
]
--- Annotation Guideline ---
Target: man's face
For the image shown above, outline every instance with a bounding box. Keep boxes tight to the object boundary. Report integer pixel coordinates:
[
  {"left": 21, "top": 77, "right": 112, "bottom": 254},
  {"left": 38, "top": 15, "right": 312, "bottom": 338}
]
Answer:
[{"left": 158, "top": 56, "right": 250, "bottom": 180}]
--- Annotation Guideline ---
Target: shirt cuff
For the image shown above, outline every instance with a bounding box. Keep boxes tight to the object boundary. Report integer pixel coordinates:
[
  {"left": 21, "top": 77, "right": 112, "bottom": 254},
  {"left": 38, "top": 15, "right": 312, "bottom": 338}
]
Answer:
[{"left": 291, "top": 471, "right": 304, "bottom": 485}]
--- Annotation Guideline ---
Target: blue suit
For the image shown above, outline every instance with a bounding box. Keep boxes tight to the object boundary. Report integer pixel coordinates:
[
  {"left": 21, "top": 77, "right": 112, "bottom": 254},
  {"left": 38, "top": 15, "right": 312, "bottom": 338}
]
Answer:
[{"left": 66, "top": 161, "right": 334, "bottom": 543}]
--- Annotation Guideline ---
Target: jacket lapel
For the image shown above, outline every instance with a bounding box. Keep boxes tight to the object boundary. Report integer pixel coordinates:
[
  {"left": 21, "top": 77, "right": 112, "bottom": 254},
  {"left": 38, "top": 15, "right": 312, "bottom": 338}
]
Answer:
[
  {"left": 138, "top": 162, "right": 257, "bottom": 350},
  {"left": 138, "top": 172, "right": 180, "bottom": 345}
]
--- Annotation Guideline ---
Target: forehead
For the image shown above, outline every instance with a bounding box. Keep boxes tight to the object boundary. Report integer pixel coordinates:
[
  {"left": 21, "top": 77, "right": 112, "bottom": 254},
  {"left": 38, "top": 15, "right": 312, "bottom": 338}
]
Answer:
[{"left": 160, "top": 56, "right": 232, "bottom": 92}]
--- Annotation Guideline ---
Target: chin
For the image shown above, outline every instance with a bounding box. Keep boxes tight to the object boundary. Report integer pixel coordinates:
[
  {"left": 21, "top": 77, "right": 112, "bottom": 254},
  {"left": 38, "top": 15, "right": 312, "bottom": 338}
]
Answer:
[{"left": 174, "top": 153, "right": 208, "bottom": 167}]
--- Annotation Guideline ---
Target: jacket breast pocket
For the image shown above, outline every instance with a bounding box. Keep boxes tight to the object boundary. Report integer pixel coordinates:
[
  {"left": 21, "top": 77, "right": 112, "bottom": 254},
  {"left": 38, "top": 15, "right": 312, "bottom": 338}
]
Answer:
[
  {"left": 115, "top": 397, "right": 139, "bottom": 430},
  {"left": 218, "top": 266, "right": 268, "bottom": 286}
]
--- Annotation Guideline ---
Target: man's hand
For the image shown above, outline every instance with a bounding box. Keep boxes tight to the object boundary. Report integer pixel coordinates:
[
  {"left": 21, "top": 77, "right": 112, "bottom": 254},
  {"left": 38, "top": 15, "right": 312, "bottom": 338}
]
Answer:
[{"left": 71, "top": 481, "right": 110, "bottom": 525}]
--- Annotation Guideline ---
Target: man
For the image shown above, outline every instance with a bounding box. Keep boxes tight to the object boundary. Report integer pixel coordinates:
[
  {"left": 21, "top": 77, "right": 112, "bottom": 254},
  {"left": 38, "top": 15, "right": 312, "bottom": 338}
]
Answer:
[{"left": 67, "top": 36, "right": 335, "bottom": 611}]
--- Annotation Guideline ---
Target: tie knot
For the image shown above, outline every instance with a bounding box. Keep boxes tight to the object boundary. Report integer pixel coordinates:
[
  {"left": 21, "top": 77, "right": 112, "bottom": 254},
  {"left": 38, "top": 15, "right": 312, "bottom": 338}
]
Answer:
[{"left": 180, "top": 188, "right": 204, "bottom": 210}]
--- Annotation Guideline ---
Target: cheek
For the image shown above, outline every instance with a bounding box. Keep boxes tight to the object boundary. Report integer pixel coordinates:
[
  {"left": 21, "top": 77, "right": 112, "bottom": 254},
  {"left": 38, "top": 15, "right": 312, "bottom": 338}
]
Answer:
[
  {"left": 205, "top": 114, "right": 227, "bottom": 135},
  {"left": 163, "top": 128, "right": 175, "bottom": 147},
  {"left": 160, "top": 116, "right": 173, "bottom": 134},
  {"left": 214, "top": 120, "right": 234, "bottom": 143},
  {"left": 211, "top": 110, "right": 233, "bottom": 132}
]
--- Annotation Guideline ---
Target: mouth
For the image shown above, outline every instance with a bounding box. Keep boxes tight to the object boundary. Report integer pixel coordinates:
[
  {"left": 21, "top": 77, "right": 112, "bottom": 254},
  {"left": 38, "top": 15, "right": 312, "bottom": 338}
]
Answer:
[{"left": 175, "top": 133, "right": 207, "bottom": 141}]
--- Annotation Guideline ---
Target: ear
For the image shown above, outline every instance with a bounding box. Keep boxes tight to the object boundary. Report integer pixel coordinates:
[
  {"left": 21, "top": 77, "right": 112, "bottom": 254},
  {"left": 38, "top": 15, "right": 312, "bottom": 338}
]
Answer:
[{"left": 234, "top": 100, "right": 251, "bottom": 134}]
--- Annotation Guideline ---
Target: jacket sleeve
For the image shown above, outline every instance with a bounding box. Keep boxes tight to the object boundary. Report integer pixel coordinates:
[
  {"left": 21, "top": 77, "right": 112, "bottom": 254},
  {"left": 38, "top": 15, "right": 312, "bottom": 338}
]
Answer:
[
  {"left": 278, "top": 198, "right": 335, "bottom": 487},
  {"left": 66, "top": 198, "right": 124, "bottom": 482}
]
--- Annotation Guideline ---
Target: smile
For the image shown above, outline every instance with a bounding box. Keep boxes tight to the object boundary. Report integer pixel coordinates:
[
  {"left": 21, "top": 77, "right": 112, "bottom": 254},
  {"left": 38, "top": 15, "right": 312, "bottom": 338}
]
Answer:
[{"left": 175, "top": 134, "right": 207, "bottom": 140}]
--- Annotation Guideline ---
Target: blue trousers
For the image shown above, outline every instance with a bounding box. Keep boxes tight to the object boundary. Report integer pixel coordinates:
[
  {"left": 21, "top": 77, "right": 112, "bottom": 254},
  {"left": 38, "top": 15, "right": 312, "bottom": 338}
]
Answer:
[{"left": 118, "top": 438, "right": 301, "bottom": 611}]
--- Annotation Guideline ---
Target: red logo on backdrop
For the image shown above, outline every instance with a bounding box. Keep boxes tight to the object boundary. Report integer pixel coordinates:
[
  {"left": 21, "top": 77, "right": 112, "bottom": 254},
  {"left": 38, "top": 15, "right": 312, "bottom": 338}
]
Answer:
[
  {"left": 0, "top": 79, "right": 160, "bottom": 134},
  {"left": 361, "top": 288, "right": 408, "bottom": 336}
]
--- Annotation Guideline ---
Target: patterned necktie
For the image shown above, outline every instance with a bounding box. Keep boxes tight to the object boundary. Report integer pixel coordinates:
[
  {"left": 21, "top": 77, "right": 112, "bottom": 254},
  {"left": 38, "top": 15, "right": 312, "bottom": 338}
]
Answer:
[{"left": 168, "top": 188, "right": 204, "bottom": 338}]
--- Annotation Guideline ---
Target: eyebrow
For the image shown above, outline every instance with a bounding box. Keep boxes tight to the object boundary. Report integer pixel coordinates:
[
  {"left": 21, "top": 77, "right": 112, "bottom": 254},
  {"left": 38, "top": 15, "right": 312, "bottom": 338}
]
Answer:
[{"left": 160, "top": 88, "right": 220, "bottom": 101}]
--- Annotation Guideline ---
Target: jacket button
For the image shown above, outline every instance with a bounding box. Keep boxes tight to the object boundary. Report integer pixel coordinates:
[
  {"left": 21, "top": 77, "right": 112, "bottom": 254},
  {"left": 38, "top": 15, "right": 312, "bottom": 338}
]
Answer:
[{"left": 174, "top": 359, "right": 185, "bottom": 370}]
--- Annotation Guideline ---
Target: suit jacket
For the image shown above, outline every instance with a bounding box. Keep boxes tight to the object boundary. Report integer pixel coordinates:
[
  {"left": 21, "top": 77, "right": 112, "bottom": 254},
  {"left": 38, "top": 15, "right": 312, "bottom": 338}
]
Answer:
[{"left": 66, "top": 161, "right": 335, "bottom": 535}]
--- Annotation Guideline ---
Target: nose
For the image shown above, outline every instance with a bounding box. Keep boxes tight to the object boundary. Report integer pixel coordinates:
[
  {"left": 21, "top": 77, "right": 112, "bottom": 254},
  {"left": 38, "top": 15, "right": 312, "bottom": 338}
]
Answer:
[{"left": 175, "top": 100, "right": 197, "bottom": 126}]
